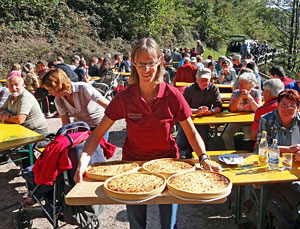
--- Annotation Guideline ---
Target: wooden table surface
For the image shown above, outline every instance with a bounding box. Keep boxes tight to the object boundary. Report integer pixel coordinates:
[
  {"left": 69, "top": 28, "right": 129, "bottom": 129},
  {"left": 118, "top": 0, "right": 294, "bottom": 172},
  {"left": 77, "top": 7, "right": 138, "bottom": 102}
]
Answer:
[
  {"left": 175, "top": 82, "right": 233, "bottom": 89},
  {"left": 0, "top": 123, "right": 45, "bottom": 152},
  {"left": 220, "top": 93, "right": 231, "bottom": 101},
  {"left": 89, "top": 76, "right": 102, "bottom": 81},
  {"left": 114, "top": 72, "right": 131, "bottom": 76},
  {"left": 192, "top": 112, "right": 254, "bottom": 125},
  {"left": 207, "top": 151, "right": 300, "bottom": 185}
]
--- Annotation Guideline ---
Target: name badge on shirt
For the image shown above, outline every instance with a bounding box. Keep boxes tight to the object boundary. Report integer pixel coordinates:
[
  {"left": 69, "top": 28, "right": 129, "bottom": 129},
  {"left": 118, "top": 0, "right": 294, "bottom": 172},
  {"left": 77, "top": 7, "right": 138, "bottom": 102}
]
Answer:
[{"left": 128, "top": 113, "right": 142, "bottom": 119}]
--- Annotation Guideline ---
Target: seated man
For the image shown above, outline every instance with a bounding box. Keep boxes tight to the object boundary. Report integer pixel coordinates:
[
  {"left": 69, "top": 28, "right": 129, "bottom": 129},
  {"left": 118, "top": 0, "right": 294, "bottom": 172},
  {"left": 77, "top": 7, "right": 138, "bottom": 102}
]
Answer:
[
  {"left": 222, "top": 72, "right": 261, "bottom": 150},
  {"left": 251, "top": 79, "right": 284, "bottom": 141},
  {"left": 269, "top": 65, "right": 295, "bottom": 87},
  {"left": 0, "top": 71, "right": 48, "bottom": 136},
  {"left": 176, "top": 68, "right": 222, "bottom": 158}
]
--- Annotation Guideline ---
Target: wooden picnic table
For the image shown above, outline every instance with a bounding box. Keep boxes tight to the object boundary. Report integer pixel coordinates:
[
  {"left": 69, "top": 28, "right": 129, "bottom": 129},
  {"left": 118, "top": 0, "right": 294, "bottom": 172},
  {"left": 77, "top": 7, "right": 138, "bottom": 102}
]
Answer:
[
  {"left": 0, "top": 79, "right": 6, "bottom": 86},
  {"left": 205, "top": 150, "right": 300, "bottom": 229},
  {"left": 0, "top": 123, "right": 45, "bottom": 165},
  {"left": 175, "top": 82, "right": 233, "bottom": 90},
  {"left": 192, "top": 112, "right": 254, "bottom": 125},
  {"left": 114, "top": 72, "right": 131, "bottom": 76},
  {"left": 89, "top": 76, "right": 102, "bottom": 81},
  {"left": 220, "top": 93, "right": 231, "bottom": 101},
  {"left": 65, "top": 160, "right": 227, "bottom": 206}
]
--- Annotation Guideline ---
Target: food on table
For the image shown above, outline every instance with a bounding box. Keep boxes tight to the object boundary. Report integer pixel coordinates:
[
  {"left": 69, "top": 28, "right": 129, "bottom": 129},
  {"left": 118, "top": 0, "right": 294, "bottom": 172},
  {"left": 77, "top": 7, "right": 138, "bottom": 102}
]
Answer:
[
  {"left": 104, "top": 172, "right": 166, "bottom": 201},
  {"left": 142, "top": 158, "right": 195, "bottom": 178},
  {"left": 86, "top": 161, "right": 139, "bottom": 181},
  {"left": 167, "top": 171, "right": 232, "bottom": 200}
]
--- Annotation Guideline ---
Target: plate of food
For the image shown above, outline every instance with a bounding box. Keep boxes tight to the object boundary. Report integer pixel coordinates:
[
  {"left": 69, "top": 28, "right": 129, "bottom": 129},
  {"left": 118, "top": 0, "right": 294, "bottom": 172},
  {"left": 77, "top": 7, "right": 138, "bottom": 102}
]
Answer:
[
  {"left": 167, "top": 170, "right": 232, "bottom": 200},
  {"left": 142, "top": 158, "right": 196, "bottom": 178},
  {"left": 218, "top": 154, "right": 243, "bottom": 165},
  {"left": 86, "top": 161, "right": 140, "bottom": 181},
  {"left": 103, "top": 172, "right": 166, "bottom": 202}
]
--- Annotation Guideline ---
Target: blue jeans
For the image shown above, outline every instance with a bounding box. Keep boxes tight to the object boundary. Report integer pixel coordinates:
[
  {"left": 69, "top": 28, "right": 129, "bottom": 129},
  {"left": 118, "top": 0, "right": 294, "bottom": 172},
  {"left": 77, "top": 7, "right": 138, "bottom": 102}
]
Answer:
[{"left": 126, "top": 204, "right": 178, "bottom": 229}]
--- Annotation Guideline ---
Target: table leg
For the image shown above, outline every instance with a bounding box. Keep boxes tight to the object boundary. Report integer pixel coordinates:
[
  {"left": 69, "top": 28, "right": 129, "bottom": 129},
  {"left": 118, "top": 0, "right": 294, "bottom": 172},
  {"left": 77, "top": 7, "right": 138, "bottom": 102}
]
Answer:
[
  {"left": 258, "top": 184, "right": 268, "bottom": 229},
  {"left": 28, "top": 144, "right": 34, "bottom": 165},
  {"left": 234, "top": 185, "right": 242, "bottom": 224}
]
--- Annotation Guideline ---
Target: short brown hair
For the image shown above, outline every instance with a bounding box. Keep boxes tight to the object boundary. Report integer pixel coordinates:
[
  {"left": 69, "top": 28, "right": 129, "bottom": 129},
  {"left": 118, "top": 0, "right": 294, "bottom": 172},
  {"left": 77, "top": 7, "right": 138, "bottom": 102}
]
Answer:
[
  {"left": 129, "top": 37, "right": 164, "bottom": 85},
  {"left": 278, "top": 89, "right": 300, "bottom": 107},
  {"left": 41, "top": 68, "right": 72, "bottom": 94}
]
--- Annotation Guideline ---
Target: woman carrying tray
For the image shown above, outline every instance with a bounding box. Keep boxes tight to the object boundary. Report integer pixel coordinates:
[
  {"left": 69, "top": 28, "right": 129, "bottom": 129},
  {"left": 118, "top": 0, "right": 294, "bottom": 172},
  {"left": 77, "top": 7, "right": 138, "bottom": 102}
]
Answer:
[{"left": 75, "top": 37, "right": 221, "bottom": 229}]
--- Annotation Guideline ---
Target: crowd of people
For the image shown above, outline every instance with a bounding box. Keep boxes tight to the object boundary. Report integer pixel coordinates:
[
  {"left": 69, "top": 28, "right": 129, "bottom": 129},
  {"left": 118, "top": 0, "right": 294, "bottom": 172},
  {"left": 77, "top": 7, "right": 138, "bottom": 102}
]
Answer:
[{"left": 1, "top": 37, "right": 300, "bottom": 228}]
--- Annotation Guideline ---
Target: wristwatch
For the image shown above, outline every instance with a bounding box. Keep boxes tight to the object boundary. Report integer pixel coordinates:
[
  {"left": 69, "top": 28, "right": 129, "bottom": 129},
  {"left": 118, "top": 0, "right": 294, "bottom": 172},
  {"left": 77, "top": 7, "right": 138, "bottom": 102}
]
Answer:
[{"left": 199, "top": 153, "right": 209, "bottom": 166}]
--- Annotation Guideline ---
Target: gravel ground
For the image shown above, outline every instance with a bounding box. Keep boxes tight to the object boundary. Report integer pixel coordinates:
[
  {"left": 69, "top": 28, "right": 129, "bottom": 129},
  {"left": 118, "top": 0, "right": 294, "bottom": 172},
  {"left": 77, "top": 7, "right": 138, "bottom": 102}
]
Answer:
[{"left": 0, "top": 117, "right": 236, "bottom": 229}]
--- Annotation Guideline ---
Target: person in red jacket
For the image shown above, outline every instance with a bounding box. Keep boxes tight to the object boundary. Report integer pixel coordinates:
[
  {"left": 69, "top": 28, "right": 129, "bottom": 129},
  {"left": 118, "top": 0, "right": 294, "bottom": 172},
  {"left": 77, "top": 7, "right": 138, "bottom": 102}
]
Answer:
[{"left": 173, "top": 57, "right": 198, "bottom": 93}]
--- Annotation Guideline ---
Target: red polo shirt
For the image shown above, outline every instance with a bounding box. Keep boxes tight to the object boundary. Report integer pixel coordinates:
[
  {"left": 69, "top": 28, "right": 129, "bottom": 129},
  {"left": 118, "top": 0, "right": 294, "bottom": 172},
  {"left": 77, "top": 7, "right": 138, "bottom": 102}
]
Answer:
[
  {"left": 252, "top": 97, "right": 278, "bottom": 132},
  {"left": 281, "top": 76, "right": 295, "bottom": 87},
  {"left": 105, "top": 82, "right": 192, "bottom": 161},
  {"left": 174, "top": 62, "right": 198, "bottom": 93}
]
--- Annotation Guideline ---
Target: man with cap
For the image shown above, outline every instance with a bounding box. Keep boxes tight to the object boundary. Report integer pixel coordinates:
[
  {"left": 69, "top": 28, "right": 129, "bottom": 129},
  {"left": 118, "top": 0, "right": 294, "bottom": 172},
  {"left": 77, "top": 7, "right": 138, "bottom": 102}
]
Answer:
[
  {"left": 0, "top": 71, "right": 48, "bottom": 136},
  {"left": 232, "top": 55, "right": 242, "bottom": 75},
  {"left": 173, "top": 56, "right": 198, "bottom": 94},
  {"left": 176, "top": 68, "right": 222, "bottom": 158}
]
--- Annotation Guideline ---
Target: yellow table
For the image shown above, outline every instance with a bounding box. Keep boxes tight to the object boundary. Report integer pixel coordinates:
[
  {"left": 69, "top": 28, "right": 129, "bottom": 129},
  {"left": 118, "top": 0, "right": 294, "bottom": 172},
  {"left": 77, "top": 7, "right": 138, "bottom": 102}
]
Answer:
[
  {"left": 192, "top": 112, "right": 254, "bottom": 125},
  {"left": 0, "top": 123, "right": 45, "bottom": 164},
  {"left": 220, "top": 93, "right": 231, "bottom": 101},
  {"left": 89, "top": 76, "right": 102, "bottom": 81},
  {"left": 65, "top": 160, "right": 227, "bottom": 206},
  {"left": 207, "top": 151, "right": 300, "bottom": 229},
  {"left": 175, "top": 82, "right": 193, "bottom": 87},
  {"left": 215, "top": 83, "right": 233, "bottom": 89},
  {"left": 114, "top": 72, "right": 131, "bottom": 76},
  {"left": 0, "top": 79, "right": 6, "bottom": 86}
]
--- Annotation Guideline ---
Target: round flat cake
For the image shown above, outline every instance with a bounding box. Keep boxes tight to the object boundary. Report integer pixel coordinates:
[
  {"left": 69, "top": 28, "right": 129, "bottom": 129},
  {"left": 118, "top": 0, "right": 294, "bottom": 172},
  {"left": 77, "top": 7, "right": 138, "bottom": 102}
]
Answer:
[
  {"left": 86, "top": 161, "right": 139, "bottom": 181},
  {"left": 104, "top": 172, "right": 166, "bottom": 201},
  {"left": 142, "top": 158, "right": 195, "bottom": 178},
  {"left": 167, "top": 170, "right": 232, "bottom": 200}
]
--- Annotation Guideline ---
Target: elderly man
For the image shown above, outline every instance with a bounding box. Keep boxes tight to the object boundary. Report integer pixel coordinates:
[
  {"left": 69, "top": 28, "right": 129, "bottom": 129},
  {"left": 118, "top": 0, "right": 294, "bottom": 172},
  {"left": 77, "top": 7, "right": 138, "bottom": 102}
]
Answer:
[
  {"left": 0, "top": 71, "right": 48, "bottom": 136},
  {"left": 176, "top": 68, "right": 222, "bottom": 158},
  {"left": 251, "top": 79, "right": 284, "bottom": 140},
  {"left": 196, "top": 40, "right": 205, "bottom": 56},
  {"left": 173, "top": 56, "right": 198, "bottom": 93}
]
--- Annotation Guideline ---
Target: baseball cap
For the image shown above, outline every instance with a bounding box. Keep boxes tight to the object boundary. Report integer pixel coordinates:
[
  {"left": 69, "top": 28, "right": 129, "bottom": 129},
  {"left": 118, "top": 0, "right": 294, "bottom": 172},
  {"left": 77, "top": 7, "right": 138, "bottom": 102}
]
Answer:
[
  {"left": 6, "top": 70, "right": 22, "bottom": 81},
  {"left": 184, "top": 57, "right": 191, "bottom": 62},
  {"left": 196, "top": 68, "right": 211, "bottom": 80},
  {"left": 232, "top": 55, "right": 241, "bottom": 61},
  {"left": 191, "top": 57, "right": 197, "bottom": 63}
]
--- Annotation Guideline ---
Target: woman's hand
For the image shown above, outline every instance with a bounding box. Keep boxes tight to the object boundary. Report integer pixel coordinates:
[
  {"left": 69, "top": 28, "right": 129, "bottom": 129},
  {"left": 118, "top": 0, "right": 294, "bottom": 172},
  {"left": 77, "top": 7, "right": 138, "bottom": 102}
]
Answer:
[
  {"left": 74, "top": 152, "right": 91, "bottom": 183},
  {"left": 202, "top": 159, "right": 222, "bottom": 173}
]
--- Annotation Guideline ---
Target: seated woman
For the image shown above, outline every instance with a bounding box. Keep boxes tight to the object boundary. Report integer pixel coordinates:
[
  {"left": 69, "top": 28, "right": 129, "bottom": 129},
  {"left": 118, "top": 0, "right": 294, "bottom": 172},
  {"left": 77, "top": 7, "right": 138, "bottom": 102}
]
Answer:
[
  {"left": 256, "top": 89, "right": 300, "bottom": 228},
  {"left": 222, "top": 72, "right": 261, "bottom": 149},
  {"left": 41, "top": 68, "right": 110, "bottom": 132},
  {"left": 218, "top": 58, "right": 236, "bottom": 84}
]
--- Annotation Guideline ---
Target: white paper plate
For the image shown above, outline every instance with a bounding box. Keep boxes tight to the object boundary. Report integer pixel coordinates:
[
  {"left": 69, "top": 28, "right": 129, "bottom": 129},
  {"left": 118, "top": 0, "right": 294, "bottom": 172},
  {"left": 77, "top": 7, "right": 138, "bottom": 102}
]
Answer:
[
  {"left": 168, "top": 189, "right": 231, "bottom": 202},
  {"left": 219, "top": 154, "right": 243, "bottom": 165}
]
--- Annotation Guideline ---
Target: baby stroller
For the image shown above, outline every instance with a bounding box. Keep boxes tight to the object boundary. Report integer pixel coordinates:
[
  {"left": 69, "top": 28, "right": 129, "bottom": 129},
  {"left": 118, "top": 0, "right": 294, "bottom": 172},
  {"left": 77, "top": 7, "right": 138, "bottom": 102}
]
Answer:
[{"left": 13, "top": 121, "right": 106, "bottom": 229}]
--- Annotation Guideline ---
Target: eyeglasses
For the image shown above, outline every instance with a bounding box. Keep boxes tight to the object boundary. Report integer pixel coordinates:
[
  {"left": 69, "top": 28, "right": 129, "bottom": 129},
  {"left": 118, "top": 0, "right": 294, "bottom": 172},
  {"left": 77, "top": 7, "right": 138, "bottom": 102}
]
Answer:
[
  {"left": 279, "top": 103, "right": 298, "bottom": 109},
  {"left": 134, "top": 60, "right": 159, "bottom": 68}
]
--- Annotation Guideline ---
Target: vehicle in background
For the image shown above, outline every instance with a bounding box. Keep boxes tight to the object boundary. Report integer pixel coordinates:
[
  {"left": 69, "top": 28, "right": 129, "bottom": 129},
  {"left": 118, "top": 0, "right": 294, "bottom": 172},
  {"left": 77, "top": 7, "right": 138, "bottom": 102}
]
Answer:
[{"left": 225, "top": 35, "right": 254, "bottom": 57}]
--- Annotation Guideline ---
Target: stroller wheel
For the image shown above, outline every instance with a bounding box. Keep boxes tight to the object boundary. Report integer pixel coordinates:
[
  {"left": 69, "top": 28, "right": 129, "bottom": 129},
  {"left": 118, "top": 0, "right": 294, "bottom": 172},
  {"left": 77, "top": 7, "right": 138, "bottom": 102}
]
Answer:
[
  {"left": 12, "top": 210, "right": 33, "bottom": 229},
  {"left": 85, "top": 216, "right": 100, "bottom": 229}
]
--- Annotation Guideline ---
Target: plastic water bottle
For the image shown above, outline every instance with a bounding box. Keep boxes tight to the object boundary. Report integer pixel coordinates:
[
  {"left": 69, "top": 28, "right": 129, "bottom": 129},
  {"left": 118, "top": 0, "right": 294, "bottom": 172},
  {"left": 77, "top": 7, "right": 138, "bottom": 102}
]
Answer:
[
  {"left": 258, "top": 131, "right": 268, "bottom": 165},
  {"left": 269, "top": 139, "right": 279, "bottom": 170}
]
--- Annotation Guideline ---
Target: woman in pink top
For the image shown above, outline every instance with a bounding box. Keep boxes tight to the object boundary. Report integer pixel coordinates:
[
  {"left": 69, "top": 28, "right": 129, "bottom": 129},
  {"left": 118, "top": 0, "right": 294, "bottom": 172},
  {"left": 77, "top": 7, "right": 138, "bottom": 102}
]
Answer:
[{"left": 75, "top": 37, "right": 221, "bottom": 229}]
